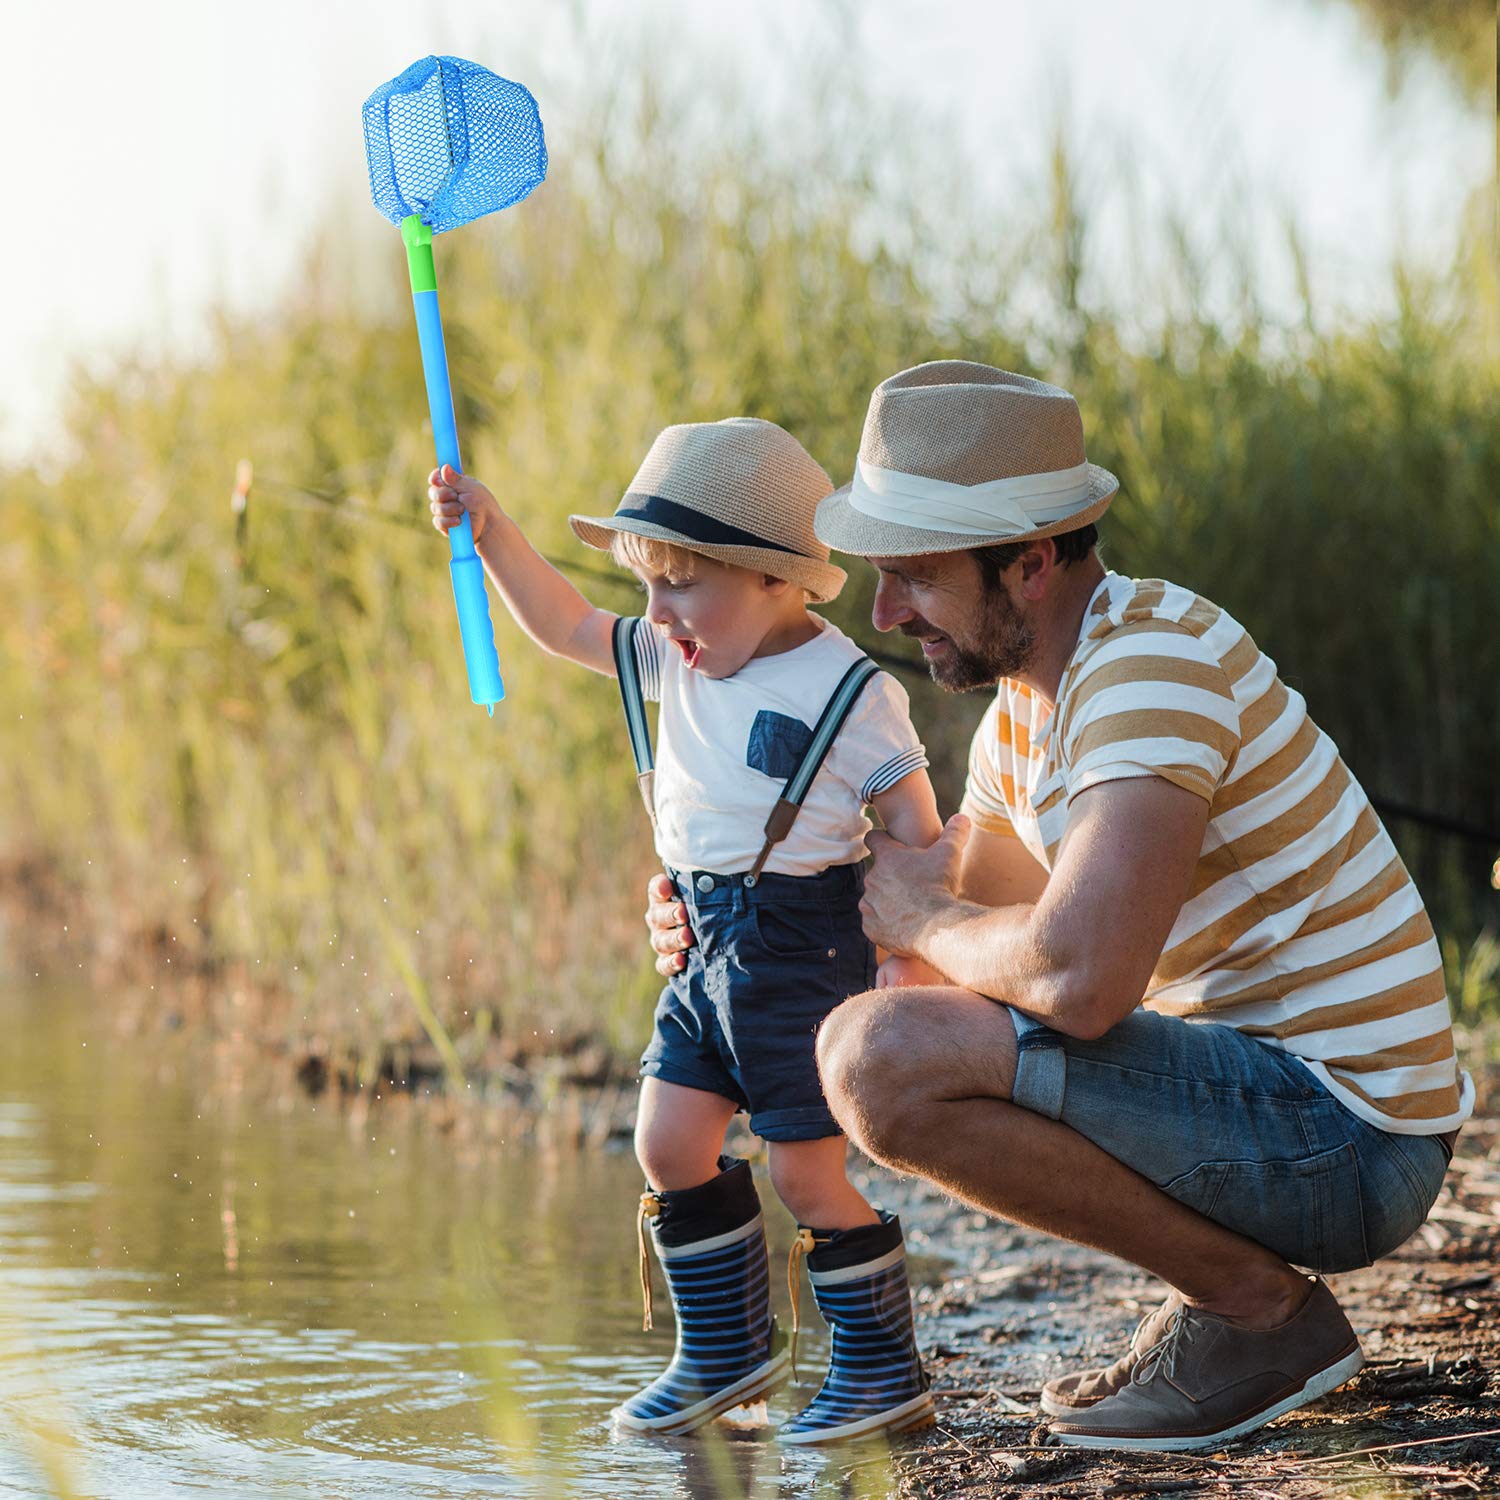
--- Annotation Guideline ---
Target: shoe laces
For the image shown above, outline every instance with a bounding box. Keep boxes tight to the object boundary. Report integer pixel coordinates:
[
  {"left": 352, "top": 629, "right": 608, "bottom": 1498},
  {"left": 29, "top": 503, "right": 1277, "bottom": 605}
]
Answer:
[
  {"left": 1132, "top": 1306, "right": 1198, "bottom": 1386},
  {"left": 637, "top": 1192, "right": 661, "bottom": 1332},
  {"left": 1128, "top": 1306, "right": 1159, "bottom": 1353},
  {"left": 1134, "top": 1302, "right": 1170, "bottom": 1362},
  {"left": 786, "top": 1228, "right": 821, "bottom": 1385}
]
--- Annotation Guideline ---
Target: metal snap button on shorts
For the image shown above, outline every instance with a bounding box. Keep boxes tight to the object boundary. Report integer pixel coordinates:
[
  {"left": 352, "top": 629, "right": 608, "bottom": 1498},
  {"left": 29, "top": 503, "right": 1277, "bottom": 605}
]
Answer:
[{"left": 639, "top": 862, "right": 875, "bottom": 1141}]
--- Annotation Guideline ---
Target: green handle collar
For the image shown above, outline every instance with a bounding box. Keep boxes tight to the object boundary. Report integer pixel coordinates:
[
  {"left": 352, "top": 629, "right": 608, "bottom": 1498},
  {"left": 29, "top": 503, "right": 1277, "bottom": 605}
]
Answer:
[{"left": 401, "top": 214, "right": 437, "bottom": 294}]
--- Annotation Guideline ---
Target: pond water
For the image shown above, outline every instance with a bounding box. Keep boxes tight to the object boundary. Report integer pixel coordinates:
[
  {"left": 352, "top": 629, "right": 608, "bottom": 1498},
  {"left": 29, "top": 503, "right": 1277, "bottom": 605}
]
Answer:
[{"left": 0, "top": 982, "right": 922, "bottom": 1498}]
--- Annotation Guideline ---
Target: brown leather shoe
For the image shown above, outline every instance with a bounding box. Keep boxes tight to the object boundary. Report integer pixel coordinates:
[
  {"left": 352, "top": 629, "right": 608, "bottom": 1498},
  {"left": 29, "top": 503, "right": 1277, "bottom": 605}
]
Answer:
[
  {"left": 1040, "top": 1294, "right": 1181, "bottom": 1417},
  {"left": 1048, "top": 1278, "right": 1363, "bottom": 1451}
]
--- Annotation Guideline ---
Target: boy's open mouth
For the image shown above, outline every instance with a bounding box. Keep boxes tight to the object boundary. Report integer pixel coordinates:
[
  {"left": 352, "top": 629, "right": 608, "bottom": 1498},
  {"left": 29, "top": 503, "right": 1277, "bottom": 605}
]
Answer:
[{"left": 672, "top": 637, "right": 703, "bottom": 669}]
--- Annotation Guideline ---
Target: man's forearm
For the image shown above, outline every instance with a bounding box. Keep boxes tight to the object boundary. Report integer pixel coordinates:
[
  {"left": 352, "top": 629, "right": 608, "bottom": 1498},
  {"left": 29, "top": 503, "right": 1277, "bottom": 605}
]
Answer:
[
  {"left": 866, "top": 780, "right": 1198, "bottom": 1040},
  {"left": 919, "top": 897, "right": 1097, "bottom": 1035},
  {"left": 921, "top": 898, "right": 1035, "bottom": 1003}
]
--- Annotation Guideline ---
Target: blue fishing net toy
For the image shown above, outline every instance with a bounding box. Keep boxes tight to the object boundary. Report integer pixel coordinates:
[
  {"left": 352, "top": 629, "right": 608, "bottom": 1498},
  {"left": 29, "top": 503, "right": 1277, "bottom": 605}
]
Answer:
[{"left": 362, "top": 56, "right": 547, "bottom": 711}]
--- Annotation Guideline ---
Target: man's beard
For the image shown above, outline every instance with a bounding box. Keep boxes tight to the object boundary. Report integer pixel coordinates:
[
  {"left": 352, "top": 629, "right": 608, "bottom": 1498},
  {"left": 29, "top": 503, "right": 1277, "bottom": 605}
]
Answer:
[{"left": 902, "top": 586, "right": 1038, "bottom": 692}]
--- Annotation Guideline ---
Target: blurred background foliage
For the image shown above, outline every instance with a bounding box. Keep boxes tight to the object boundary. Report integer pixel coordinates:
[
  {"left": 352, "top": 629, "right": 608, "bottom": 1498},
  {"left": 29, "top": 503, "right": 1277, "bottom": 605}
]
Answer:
[
  {"left": 0, "top": 19, "right": 1495, "bottom": 1077},
  {"left": 1327, "top": 0, "right": 1496, "bottom": 100}
]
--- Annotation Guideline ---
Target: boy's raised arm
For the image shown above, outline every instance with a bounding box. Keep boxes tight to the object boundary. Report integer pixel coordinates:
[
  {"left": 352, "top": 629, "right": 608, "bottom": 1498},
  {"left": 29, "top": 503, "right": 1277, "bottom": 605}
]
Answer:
[{"left": 428, "top": 464, "right": 618, "bottom": 677}]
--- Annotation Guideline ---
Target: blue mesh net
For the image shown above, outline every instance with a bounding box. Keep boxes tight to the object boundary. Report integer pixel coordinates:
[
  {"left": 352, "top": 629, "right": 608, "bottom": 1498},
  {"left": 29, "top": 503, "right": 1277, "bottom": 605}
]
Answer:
[{"left": 362, "top": 55, "right": 547, "bottom": 234}]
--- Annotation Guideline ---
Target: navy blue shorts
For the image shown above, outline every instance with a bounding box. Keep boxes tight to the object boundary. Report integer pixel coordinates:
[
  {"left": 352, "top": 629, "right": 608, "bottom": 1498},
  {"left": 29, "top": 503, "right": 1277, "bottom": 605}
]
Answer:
[{"left": 639, "top": 862, "right": 875, "bottom": 1142}]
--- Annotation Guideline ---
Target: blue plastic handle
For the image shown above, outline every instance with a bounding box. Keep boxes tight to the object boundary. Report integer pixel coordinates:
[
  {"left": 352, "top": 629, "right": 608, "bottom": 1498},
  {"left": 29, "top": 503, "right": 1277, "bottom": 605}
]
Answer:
[{"left": 411, "top": 287, "right": 506, "bottom": 710}]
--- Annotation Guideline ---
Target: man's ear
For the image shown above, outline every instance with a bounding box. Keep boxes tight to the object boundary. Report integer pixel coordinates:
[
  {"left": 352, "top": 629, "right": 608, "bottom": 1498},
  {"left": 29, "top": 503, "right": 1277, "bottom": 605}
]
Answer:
[
  {"left": 762, "top": 573, "right": 793, "bottom": 596},
  {"left": 1017, "top": 539, "right": 1058, "bottom": 600}
]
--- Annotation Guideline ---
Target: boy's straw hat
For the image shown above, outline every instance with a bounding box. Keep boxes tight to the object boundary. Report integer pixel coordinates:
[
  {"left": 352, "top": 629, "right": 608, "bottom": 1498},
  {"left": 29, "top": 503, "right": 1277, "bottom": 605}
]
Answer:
[
  {"left": 570, "top": 418, "right": 847, "bottom": 601},
  {"left": 814, "top": 361, "right": 1118, "bottom": 558}
]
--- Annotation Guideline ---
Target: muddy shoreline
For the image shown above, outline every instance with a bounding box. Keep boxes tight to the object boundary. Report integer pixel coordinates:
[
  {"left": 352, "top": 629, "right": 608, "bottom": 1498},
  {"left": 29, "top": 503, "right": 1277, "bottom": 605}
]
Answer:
[{"left": 874, "top": 1120, "right": 1500, "bottom": 1499}]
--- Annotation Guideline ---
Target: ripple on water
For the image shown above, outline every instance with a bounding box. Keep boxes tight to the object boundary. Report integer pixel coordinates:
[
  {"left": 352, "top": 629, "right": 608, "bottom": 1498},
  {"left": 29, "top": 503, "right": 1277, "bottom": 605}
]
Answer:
[{"left": 0, "top": 983, "right": 889, "bottom": 1497}]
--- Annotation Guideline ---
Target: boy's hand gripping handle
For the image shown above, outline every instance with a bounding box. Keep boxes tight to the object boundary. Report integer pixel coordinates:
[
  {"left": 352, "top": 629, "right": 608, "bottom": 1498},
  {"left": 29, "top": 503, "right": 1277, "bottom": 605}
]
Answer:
[{"left": 402, "top": 215, "right": 505, "bottom": 711}]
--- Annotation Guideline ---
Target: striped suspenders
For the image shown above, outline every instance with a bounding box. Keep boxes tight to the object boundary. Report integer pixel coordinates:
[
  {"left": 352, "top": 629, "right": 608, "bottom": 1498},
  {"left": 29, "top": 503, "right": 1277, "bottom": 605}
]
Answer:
[
  {"left": 610, "top": 616, "right": 881, "bottom": 884},
  {"left": 612, "top": 614, "right": 659, "bottom": 825}
]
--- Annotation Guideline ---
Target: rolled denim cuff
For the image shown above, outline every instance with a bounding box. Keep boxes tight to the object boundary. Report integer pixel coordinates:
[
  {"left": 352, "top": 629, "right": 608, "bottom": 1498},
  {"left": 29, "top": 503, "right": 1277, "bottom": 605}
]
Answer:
[{"left": 1008, "top": 1007, "right": 1066, "bottom": 1121}]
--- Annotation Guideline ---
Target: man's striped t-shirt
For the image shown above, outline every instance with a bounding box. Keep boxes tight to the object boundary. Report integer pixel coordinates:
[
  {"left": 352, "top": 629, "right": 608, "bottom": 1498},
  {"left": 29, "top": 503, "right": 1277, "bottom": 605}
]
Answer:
[{"left": 959, "top": 571, "right": 1472, "bottom": 1136}]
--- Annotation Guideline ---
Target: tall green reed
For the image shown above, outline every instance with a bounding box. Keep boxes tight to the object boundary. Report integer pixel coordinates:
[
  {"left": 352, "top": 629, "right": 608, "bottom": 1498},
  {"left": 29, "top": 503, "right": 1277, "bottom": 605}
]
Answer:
[{"left": 0, "top": 79, "right": 1494, "bottom": 1061}]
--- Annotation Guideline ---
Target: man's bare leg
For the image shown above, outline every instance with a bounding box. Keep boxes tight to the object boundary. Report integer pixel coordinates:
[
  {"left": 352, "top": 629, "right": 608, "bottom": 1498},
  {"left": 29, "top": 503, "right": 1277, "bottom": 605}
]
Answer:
[{"left": 816, "top": 987, "right": 1309, "bottom": 1329}]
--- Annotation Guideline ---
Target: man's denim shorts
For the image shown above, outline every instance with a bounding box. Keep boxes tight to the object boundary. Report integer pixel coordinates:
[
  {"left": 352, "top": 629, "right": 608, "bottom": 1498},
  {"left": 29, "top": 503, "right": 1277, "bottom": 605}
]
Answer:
[
  {"left": 640, "top": 862, "right": 874, "bottom": 1142},
  {"left": 1009, "top": 1006, "right": 1455, "bottom": 1274}
]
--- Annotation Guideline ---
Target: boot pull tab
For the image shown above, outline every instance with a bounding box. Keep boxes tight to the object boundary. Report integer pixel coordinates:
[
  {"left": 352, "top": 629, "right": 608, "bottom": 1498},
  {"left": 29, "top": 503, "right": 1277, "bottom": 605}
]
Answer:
[
  {"left": 637, "top": 1192, "right": 662, "bottom": 1332},
  {"left": 787, "top": 1227, "right": 819, "bottom": 1385}
]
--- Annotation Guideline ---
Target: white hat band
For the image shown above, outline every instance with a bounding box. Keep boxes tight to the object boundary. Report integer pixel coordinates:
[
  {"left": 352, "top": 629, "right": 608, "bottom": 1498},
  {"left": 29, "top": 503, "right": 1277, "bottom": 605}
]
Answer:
[{"left": 849, "top": 458, "right": 1094, "bottom": 538}]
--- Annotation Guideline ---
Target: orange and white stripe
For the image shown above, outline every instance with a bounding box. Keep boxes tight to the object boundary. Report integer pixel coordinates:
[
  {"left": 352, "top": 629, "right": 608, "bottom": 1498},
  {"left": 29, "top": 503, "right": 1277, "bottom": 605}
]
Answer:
[{"left": 961, "top": 574, "right": 1472, "bottom": 1135}]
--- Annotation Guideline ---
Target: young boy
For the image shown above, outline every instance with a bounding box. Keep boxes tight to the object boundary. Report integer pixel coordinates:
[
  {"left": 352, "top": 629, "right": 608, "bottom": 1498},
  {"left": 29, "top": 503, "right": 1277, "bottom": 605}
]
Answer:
[{"left": 428, "top": 416, "right": 943, "bottom": 1445}]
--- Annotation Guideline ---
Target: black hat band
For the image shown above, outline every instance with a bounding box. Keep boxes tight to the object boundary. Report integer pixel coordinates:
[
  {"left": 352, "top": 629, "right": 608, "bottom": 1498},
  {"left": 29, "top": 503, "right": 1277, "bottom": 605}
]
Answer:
[{"left": 614, "top": 493, "right": 799, "bottom": 555}]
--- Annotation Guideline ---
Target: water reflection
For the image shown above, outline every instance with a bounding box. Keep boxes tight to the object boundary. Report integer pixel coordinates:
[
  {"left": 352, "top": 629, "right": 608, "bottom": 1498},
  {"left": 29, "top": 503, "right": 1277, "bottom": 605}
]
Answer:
[{"left": 0, "top": 985, "right": 905, "bottom": 1497}]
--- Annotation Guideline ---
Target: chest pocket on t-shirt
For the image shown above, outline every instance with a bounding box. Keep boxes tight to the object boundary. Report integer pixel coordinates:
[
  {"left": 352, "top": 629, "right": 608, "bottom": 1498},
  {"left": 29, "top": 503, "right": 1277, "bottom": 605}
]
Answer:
[{"left": 746, "top": 710, "right": 814, "bottom": 781}]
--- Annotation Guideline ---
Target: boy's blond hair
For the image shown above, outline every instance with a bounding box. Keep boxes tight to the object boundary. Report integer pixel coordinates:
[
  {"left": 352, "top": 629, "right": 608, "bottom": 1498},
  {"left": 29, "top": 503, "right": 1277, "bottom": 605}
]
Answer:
[
  {"left": 608, "top": 530, "right": 812, "bottom": 605},
  {"left": 609, "top": 531, "right": 708, "bottom": 578}
]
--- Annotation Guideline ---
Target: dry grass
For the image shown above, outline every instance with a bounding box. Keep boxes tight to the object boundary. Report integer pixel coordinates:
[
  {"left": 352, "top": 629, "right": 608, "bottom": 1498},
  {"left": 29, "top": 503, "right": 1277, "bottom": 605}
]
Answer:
[{"left": 0, "top": 64, "right": 1494, "bottom": 1074}]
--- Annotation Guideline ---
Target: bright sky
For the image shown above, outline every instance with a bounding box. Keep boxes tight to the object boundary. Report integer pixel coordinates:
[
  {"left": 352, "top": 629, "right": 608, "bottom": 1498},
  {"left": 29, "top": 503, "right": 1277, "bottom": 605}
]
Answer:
[{"left": 0, "top": 0, "right": 1485, "bottom": 462}]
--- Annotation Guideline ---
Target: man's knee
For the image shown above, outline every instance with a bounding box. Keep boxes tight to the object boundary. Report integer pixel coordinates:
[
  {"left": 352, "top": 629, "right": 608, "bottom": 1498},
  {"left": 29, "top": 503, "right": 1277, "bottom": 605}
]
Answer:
[
  {"left": 814, "top": 994, "right": 858, "bottom": 1101},
  {"left": 816, "top": 989, "right": 893, "bottom": 1105},
  {"left": 816, "top": 989, "right": 931, "bottom": 1158},
  {"left": 818, "top": 988, "right": 1024, "bottom": 1162}
]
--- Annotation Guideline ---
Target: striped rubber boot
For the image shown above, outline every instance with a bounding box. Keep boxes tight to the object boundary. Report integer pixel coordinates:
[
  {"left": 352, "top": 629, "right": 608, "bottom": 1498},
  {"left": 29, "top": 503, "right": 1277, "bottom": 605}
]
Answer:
[
  {"left": 613, "top": 1157, "right": 790, "bottom": 1436},
  {"left": 778, "top": 1213, "right": 934, "bottom": 1445}
]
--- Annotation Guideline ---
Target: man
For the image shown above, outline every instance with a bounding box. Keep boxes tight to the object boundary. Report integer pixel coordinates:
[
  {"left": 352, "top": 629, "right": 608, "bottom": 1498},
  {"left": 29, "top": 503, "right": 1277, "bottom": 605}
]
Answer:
[{"left": 646, "top": 360, "right": 1471, "bottom": 1451}]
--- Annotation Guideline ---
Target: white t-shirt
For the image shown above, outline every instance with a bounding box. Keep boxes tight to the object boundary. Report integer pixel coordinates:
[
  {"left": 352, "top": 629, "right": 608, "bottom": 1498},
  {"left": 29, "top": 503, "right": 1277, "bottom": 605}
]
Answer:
[{"left": 631, "top": 616, "right": 928, "bottom": 877}]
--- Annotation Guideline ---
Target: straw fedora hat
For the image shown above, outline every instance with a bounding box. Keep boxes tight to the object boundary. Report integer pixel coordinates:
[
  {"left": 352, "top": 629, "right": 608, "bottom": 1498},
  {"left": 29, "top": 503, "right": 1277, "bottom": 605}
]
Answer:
[
  {"left": 814, "top": 361, "right": 1118, "bottom": 558},
  {"left": 570, "top": 417, "right": 847, "bottom": 602}
]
